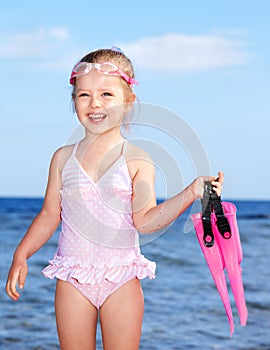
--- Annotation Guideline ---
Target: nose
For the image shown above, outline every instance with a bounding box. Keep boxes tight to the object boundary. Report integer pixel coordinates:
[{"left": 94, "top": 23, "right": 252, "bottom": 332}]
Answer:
[{"left": 89, "top": 95, "right": 102, "bottom": 108}]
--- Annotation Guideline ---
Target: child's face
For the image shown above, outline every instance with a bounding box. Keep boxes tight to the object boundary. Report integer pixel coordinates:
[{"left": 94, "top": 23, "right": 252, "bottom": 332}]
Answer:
[{"left": 73, "top": 69, "right": 128, "bottom": 135}]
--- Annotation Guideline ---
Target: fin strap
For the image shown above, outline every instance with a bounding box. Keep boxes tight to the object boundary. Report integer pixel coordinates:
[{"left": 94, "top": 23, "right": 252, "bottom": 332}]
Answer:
[
  {"left": 210, "top": 191, "right": 232, "bottom": 239},
  {"left": 201, "top": 181, "right": 232, "bottom": 247},
  {"left": 201, "top": 182, "right": 215, "bottom": 247}
]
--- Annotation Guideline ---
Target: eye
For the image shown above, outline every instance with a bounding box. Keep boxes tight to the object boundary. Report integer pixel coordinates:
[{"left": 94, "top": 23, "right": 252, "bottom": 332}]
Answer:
[
  {"left": 102, "top": 92, "right": 113, "bottom": 97},
  {"left": 78, "top": 92, "right": 90, "bottom": 98}
]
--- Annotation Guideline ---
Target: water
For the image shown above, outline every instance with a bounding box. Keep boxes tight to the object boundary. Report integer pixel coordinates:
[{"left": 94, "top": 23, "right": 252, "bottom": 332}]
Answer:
[{"left": 1, "top": 197, "right": 270, "bottom": 349}]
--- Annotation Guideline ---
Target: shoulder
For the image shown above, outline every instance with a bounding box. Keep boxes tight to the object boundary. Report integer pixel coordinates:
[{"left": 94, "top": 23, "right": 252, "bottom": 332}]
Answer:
[
  {"left": 50, "top": 143, "right": 76, "bottom": 173},
  {"left": 125, "top": 142, "right": 152, "bottom": 160},
  {"left": 125, "top": 141, "right": 155, "bottom": 181}
]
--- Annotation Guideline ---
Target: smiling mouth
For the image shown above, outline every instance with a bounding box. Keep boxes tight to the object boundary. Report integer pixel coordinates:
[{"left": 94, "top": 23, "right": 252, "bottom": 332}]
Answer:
[{"left": 88, "top": 113, "right": 106, "bottom": 122}]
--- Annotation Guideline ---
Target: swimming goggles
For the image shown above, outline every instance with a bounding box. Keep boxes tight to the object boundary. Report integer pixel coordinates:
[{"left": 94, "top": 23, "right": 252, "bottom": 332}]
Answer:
[{"left": 70, "top": 61, "right": 139, "bottom": 85}]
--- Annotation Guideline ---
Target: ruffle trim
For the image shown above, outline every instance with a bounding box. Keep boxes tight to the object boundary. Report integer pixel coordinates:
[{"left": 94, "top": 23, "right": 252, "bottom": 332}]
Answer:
[{"left": 42, "top": 254, "right": 156, "bottom": 285}]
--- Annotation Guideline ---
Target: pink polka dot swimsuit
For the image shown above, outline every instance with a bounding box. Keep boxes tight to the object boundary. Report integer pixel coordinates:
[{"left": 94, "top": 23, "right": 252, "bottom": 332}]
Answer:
[{"left": 42, "top": 140, "right": 156, "bottom": 308}]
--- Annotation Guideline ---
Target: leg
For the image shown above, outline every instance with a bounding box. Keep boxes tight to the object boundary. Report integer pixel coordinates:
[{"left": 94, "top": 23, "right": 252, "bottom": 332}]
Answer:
[
  {"left": 99, "top": 278, "right": 144, "bottom": 350},
  {"left": 55, "top": 279, "right": 98, "bottom": 350}
]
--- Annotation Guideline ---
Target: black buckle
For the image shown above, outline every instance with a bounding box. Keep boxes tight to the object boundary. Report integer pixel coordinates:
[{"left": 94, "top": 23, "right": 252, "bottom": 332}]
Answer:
[{"left": 202, "top": 216, "right": 215, "bottom": 247}]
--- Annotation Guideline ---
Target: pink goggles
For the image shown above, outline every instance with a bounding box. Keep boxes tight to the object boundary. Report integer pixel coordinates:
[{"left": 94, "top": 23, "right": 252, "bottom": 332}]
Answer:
[{"left": 70, "top": 61, "right": 139, "bottom": 85}]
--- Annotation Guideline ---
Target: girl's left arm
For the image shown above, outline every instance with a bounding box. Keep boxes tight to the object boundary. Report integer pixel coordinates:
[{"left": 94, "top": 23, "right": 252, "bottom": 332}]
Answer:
[{"left": 131, "top": 152, "right": 223, "bottom": 234}]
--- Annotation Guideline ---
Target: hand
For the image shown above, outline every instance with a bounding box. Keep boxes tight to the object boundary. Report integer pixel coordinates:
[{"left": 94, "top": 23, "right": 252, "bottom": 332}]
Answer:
[
  {"left": 211, "top": 171, "right": 224, "bottom": 197},
  {"left": 6, "top": 256, "right": 28, "bottom": 301},
  {"left": 193, "top": 171, "right": 224, "bottom": 199}
]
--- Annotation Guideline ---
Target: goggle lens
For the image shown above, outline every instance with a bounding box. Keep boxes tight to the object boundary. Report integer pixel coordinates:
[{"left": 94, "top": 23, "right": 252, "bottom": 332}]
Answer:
[{"left": 70, "top": 62, "right": 138, "bottom": 85}]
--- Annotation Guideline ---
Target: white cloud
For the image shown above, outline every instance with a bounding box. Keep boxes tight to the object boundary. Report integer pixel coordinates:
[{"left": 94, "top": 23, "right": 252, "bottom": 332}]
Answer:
[
  {"left": 121, "top": 33, "right": 251, "bottom": 72},
  {"left": 0, "top": 27, "right": 70, "bottom": 57},
  {"left": 0, "top": 30, "right": 251, "bottom": 74}
]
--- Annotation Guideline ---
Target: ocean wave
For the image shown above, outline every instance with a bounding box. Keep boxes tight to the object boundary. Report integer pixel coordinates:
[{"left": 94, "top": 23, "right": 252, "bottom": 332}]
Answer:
[{"left": 237, "top": 214, "right": 270, "bottom": 220}]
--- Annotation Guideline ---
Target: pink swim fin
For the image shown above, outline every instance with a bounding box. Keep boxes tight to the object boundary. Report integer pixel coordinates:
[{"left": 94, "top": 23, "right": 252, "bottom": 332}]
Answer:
[
  {"left": 192, "top": 213, "right": 234, "bottom": 335},
  {"left": 191, "top": 182, "right": 248, "bottom": 335},
  {"left": 214, "top": 202, "right": 248, "bottom": 327}
]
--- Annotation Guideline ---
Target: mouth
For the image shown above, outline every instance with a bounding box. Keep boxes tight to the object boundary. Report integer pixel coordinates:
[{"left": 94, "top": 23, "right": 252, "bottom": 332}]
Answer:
[{"left": 88, "top": 113, "right": 107, "bottom": 122}]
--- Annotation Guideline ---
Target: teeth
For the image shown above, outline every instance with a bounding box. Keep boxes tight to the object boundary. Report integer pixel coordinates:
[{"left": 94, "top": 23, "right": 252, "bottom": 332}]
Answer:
[{"left": 89, "top": 113, "right": 106, "bottom": 120}]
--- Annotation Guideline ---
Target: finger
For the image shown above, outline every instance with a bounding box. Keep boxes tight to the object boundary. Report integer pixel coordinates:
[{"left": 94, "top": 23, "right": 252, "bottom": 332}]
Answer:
[
  {"left": 8, "top": 268, "right": 22, "bottom": 300},
  {"left": 217, "top": 171, "right": 224, "bottom": 184},
  {"left": 10, "top": 277, "right": 20, "bottom": 300},
  {"left": 211, "top": 185, "right": 222, "bottom": 197},
  {"left": 211, "top": 171, "right": 223, "bottom": 188},
  {"left": 212, "top": 179, "right": 222, "bottom": 195},
  {"left": 18, "top": 265, "right": 28, "bottom": 290},
  {"left": 211, "top": 179, "right": 222, "bottom": 188},
  {"left": 6, "top": 278, "right": 20, "bottom": 301},
  {"left": 203, "top": 176, "right": 216, "bottom": 183}
]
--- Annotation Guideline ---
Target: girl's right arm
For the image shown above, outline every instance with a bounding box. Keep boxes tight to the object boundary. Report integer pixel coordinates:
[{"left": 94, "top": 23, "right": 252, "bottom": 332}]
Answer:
[{"left": 6, "top": 148, "right": 64, "bottom": 301}]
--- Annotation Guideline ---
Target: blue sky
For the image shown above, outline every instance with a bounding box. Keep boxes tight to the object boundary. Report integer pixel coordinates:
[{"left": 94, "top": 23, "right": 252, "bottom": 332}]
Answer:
[{"left": 1, "top": 1, "right": 269, "bottom": 199}]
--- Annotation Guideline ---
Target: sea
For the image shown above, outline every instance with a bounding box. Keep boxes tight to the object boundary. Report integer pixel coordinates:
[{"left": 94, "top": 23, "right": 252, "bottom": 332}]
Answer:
[{"left": 0, "top": 197, "right": 270, "bottom": 350}]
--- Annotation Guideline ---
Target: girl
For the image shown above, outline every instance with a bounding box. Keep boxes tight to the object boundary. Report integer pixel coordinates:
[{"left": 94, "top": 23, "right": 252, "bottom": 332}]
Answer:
[{"left": 6, "top": 47, "right": 223, "bottom": 350}]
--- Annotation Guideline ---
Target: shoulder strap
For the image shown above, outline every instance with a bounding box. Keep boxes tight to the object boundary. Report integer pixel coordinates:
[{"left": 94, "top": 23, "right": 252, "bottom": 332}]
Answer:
[
  {"left": 121, "top": 139, "right": 128, "bottom": 156},
  {"left": 71, "top": 142, "right": 79, "bottom": 156}
]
